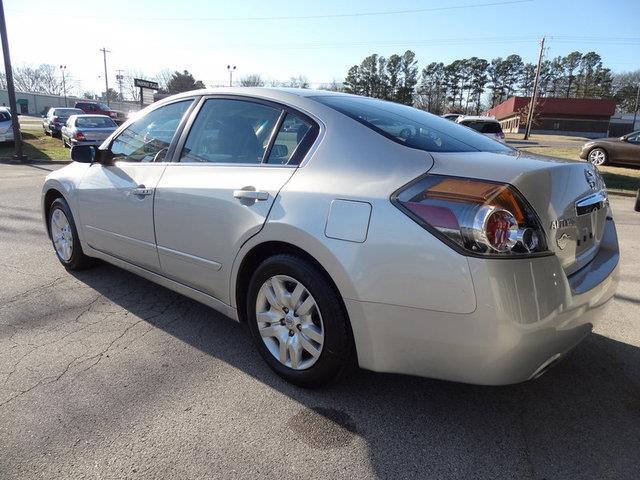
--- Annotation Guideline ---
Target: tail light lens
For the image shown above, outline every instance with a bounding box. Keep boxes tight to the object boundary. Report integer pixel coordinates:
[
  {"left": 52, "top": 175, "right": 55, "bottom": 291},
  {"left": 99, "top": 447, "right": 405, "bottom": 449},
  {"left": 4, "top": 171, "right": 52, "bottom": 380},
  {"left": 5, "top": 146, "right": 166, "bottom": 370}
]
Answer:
[
  {"left": 75, "top": 131, "right": 85, "bottom": 141},
  {"left": 52, "top": 116, "right": 60, "bottom": 124},
  {"left": 393, "top": 175, "right": 548, "bottom": 256}
]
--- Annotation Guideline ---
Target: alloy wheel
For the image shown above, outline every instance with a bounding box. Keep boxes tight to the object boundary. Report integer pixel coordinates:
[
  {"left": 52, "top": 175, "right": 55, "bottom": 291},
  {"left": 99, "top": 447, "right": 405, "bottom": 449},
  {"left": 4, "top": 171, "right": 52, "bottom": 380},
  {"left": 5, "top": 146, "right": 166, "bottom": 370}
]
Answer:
[
  {"left": 50, "top": 208, "right": 73, "bottom": 261},
  {"left": 588, "top": 149, "right": 606, "bottom": 166}
]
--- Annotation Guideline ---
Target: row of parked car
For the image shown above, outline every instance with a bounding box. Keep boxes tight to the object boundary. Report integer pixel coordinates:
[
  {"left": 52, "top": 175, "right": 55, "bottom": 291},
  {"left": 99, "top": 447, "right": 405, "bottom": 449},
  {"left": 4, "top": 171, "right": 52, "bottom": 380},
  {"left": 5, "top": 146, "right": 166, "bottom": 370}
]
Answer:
[{"left": 42, "top": 101, "right": 125, "bottom": 149}]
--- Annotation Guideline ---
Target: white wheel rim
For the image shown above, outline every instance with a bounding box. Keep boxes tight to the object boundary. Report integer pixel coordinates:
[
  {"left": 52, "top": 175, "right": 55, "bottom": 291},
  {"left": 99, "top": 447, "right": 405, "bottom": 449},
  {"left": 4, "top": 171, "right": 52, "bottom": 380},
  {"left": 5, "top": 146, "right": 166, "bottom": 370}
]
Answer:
[
  {"left": 589, "top": 149, "right": 605, "bottom": 165},
  {"left": 50, "top": 208, "right": 73, "bottom": 261},
  {"left": 255, "top": 275, "right": 324, "bottom": 370}
]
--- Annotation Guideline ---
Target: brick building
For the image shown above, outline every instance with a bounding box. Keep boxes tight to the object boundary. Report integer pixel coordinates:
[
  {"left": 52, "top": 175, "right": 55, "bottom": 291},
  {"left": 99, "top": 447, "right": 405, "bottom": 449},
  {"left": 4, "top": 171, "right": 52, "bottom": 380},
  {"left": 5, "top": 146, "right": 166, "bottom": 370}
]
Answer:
[{"left": 486, "top": 96, "right": 617, "bottom": 138}]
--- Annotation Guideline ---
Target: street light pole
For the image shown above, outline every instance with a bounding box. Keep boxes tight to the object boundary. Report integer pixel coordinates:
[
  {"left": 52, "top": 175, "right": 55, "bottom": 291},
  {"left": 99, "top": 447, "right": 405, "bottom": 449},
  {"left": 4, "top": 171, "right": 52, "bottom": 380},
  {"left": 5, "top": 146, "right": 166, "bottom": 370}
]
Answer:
[
  {"left": 227, "top": 65, "right": 236, "bottom": 87},
  {"left": 0, "top": 0, "right": 26, "bottom": 161},
  {"left": 100, "top": 47, "right": 111, "bottom": 106},
  {"left": 60, "top": 65, "right": 67, "bottom": 107}
]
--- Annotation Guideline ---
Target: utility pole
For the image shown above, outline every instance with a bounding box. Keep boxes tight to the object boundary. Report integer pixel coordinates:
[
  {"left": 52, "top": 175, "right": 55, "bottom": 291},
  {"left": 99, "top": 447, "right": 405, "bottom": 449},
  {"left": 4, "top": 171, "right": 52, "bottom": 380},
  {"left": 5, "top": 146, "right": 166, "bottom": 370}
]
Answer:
[
  {"left": 632, "top": 83, "right": 640, "bottom": 131},
  {"left": 100, "top": 47, "right": 111, "bottom": 105},
  {"left": 0, "top": 0, "right": 25, "bottom": 161},
  {"left": 227, "top": 65, "right": 236, "bottom": 87},
  {"left": 59, "top": 65, "right": 67, "bottom": 107},
  {"left": 524, "top": 37, "right": 545, "bottom": 140},
  {"left": 115, "top": 69, "right": 124, "bottom": 102}
]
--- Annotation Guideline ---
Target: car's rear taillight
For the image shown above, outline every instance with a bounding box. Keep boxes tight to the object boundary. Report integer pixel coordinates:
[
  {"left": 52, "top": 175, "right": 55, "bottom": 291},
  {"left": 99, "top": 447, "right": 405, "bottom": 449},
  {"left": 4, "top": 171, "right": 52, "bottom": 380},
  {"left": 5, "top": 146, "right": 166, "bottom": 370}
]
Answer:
[
  {"left": 496, "top": 131, "right": 505, "bottom": 139},
  {"left": 393, "top": 175, "right": 548, "bottom": 256},
  {"left": 75, "top": 131, "right": 85, "bottom": 141},
  {"left": 52, "top": 116, "right": 60, "bottom": 124}
]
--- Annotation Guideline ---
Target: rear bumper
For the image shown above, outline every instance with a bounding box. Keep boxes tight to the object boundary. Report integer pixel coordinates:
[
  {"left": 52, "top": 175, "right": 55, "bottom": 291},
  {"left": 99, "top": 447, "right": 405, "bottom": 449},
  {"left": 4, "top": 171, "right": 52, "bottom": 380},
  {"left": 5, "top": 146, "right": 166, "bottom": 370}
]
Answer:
[{"left": 347, "top": 218, "right": 619, "bottom": 385}]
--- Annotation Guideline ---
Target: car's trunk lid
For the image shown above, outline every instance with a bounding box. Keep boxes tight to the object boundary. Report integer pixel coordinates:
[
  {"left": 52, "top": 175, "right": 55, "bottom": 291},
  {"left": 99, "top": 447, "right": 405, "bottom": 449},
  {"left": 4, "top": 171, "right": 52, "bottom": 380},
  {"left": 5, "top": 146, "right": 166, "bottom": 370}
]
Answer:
[
  {"left": 428, "top": 150, "right": 608, "bottom": 274},
  {"left": 81, "top": 127, "right": 115, "bottom": 141}
]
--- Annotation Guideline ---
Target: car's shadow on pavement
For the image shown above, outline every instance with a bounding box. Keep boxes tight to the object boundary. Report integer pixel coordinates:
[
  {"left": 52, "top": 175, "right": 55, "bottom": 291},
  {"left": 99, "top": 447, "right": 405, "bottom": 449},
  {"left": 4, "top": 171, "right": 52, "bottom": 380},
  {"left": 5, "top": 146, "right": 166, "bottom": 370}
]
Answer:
[{"left": 72, "top": 263, "right": 640, "bottom": 480}]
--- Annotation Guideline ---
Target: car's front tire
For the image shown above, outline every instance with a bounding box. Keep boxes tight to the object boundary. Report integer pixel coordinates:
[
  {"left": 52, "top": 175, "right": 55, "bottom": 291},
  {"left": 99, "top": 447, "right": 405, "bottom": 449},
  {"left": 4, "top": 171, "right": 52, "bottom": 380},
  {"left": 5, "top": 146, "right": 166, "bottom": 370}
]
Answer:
[
  {"left": 48, "top": 197, "right": 93, "bottom": 270},
  {"left": 588, "top": 147, "right": 608, "bottom": 166},
  {"left": 246, "top": 254, "right": 354, "bottom": 387}
]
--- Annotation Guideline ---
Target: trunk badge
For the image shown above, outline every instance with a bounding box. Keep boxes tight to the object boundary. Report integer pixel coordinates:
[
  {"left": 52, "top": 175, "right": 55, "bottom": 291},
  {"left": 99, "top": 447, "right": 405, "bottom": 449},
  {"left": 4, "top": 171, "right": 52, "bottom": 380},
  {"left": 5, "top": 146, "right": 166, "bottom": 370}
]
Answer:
[{"left": 556, "top": 233, "right": 571, "bottom": 250}]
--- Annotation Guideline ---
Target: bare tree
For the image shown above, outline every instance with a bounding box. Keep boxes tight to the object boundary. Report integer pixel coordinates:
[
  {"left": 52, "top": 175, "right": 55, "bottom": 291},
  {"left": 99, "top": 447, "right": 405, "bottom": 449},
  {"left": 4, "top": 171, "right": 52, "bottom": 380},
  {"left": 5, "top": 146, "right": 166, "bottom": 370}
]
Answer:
[
  {"left": 155, "top": 69, "right": 174, "bottom": 93},
  {"left": 13, "top": 65, "right": 42, "bottom": 92},
  {"left": 125, "top": 70, "right": 147, "bottom": 101},
  {"left": 286, "top": 75, "right": 310, "bottom": 89},
  {"left": 318, "top": 79, "right": 343, "bottom": 91},
  {"left": 38, "top": 64, "right": 63, "bottom": 95},
  {"left": 239, "top": 74, "right": 265, "bottom": 87}
]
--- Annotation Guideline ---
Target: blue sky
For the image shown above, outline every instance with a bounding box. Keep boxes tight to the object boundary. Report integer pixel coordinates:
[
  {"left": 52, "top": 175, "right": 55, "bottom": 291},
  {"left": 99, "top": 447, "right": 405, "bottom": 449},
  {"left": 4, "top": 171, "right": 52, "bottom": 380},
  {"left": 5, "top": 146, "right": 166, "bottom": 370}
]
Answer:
[{"left": 5, "top": 0, "right": 640, "bottom": 95}]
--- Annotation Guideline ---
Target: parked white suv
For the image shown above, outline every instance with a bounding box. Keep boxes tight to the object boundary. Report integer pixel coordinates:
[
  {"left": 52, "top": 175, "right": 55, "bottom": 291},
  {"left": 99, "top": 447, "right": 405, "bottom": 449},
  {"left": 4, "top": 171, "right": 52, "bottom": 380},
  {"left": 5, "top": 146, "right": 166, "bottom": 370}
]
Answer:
[{"left": 457, "top": 116, "right": 505, "bottom": 143}]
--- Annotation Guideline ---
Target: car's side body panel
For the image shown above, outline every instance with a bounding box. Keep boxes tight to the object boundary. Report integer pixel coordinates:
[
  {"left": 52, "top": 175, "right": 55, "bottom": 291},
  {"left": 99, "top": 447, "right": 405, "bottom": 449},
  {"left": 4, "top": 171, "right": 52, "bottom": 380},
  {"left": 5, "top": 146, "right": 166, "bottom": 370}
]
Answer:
[{"left": 154, "top": 164, "right": 297, "bottom": 302}]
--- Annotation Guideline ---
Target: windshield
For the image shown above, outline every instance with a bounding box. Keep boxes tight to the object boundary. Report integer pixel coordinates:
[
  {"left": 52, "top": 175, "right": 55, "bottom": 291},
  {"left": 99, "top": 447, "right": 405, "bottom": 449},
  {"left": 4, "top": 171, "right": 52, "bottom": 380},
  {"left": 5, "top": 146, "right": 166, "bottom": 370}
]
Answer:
[
  {"left": 460, "top": 120, "right": 503, "bottom": 134},
  {"left": 54, "top": 108, "right": 83, "bottom": 117},
  {"left": 97, "top": 103, "right": 112, "bottom": 111},
  {"left": 76, "top": 116, "right": 117, "bottom": 128},
  {"left": 312, "top": 95, "right": 512, "bottom": 153}
]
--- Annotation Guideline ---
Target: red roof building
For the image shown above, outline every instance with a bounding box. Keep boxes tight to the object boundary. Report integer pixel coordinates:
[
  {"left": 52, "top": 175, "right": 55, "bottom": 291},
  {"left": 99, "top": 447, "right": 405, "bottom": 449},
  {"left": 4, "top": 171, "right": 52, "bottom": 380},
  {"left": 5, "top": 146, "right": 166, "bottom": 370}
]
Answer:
[{"left": 486, "top": 96, "right": 617, "bottom": 138}]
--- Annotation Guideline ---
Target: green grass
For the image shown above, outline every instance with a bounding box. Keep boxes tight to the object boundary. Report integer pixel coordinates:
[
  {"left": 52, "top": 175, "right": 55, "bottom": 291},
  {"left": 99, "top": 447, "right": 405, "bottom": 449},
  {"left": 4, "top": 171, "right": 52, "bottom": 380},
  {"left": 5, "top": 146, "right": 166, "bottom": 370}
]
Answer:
[
  {"left": 512, "top": 143, "right": 640, "bottom": 195},
  {"left": 0, "top": 128, "right": 70, "bottom": 161}
]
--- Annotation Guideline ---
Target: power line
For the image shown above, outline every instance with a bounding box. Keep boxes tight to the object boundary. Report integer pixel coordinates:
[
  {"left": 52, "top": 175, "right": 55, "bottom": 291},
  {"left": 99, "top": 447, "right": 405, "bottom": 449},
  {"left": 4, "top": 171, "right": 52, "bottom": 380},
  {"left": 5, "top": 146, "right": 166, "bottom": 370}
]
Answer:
[{"left": 6, "top": 0, "right": 533, "bottom": 22}]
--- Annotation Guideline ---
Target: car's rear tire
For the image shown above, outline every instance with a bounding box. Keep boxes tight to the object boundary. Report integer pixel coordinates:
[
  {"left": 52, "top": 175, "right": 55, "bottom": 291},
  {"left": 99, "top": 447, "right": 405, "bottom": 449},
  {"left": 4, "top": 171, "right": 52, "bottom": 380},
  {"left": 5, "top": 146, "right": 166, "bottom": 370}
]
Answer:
[
  {"left": 246, "top": 254, "right": 354, "bottom": 388},
  {"left": 588, "top": 147, "right": 608, "bottom": 166},
  {"left": 48, "top": 197, "right": 93, "bottom": 270}
]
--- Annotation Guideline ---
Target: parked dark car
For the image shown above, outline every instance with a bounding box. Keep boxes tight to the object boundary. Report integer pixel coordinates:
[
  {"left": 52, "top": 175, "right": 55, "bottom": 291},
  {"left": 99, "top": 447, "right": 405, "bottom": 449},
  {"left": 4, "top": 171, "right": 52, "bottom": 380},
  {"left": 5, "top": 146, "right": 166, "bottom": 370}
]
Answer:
[
  {"left": 580, "top": 131, "right": 640, "bottom": 166},
  {"left": 74, "top": 101, "right": 126, "bottom": 124},
  {"left": 42, "top": 107, "right": 84, "bottom": 137},
  {"left": 61, "top": 114, "right": 118, "bottom": 148}
]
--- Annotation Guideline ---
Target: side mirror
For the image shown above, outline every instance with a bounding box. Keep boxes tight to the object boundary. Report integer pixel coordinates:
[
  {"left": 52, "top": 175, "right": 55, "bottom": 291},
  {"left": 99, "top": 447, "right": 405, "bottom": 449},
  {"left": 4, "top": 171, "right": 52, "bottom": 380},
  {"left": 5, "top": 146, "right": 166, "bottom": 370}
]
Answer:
[
  {"left": 71, "top": 145, "right": 114, "bottom": 164},
  {"left": 71, "top": 145, "right": 96, "bottom": 163}
]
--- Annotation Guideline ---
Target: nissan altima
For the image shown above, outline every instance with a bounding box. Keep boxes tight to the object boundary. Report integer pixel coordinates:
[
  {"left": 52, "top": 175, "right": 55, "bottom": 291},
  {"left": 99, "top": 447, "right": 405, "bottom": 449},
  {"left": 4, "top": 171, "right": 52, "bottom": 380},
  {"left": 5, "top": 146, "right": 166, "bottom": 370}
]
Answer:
[{"left": 41, "top": 88, "right": 619, "bottom": 387}]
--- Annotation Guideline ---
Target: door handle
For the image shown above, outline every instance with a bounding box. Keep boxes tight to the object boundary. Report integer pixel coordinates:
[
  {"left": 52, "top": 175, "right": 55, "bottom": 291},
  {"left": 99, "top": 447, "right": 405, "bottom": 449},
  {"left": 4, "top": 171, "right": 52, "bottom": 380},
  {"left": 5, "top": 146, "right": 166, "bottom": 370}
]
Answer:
[
  {"left": 233, "top": 189, "right": 269, "bottom": 201},
  {"left": 129, "top": 185, "right": 154, "bottom": 197}
]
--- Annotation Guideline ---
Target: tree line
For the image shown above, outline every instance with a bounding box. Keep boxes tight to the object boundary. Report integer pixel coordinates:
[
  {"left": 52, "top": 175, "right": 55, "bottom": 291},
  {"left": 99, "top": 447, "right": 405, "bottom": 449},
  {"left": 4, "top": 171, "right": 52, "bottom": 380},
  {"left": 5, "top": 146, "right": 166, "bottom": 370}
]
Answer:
[
  {"left": 343, "top": 50, "right": 637, "bottom": 115},
  {"left": 2, "top": 54, "right": 638, "bottom": 115}
]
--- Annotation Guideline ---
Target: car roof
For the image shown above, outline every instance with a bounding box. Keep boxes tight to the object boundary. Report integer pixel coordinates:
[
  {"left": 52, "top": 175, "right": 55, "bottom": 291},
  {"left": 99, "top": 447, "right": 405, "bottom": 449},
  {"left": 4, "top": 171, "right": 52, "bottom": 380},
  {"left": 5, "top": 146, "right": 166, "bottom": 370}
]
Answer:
[
  {"left": 165, "top": 86, "right": 355, "bottom": 102},
  {"left": 457, "top": 116, "right": 499, "bottom": 123},
  {"left": 71, "top": 114, "right": 112, "bottom": 118}
]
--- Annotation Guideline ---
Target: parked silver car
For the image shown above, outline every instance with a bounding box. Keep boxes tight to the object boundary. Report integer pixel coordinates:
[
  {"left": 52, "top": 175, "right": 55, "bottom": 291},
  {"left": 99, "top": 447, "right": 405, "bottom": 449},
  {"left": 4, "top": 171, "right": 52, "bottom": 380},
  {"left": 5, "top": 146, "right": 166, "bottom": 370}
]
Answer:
[
  {"left": 41, "top": 88, "right": 619, "bottom": 387},
  {"left": 61, "top": 114, "right": 118, "bottom": 148},
  {"left": 0, "top": 107, "right": 14, "bottom": 143}
]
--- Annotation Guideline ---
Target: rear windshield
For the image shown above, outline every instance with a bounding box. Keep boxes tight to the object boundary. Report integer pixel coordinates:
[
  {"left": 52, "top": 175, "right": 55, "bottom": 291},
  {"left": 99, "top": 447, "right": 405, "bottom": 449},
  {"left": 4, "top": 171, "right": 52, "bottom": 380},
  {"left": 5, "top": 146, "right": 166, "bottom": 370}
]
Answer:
[
  {"left": 459, "top": 120, "right": 503, "bottom": 134},
  {"left": 54, "top": 108, "right": 83, "bottom": 117},
  {"left": 76, "top": 116, "right": 117, "bottom": 128},
  {"left": 0, "top": 111, "right": 10, "bottom": 121},
  {"left": 312, "top": 95, "right": 512, "bottom": 153}
]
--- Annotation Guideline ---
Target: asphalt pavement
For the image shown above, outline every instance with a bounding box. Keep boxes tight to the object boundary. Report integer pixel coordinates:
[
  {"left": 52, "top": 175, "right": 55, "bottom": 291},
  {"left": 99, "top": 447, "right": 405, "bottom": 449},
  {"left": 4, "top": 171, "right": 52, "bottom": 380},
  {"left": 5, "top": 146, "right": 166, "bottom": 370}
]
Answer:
[{"left": 1, "top": 162, "right": 639, "bottom": 480}]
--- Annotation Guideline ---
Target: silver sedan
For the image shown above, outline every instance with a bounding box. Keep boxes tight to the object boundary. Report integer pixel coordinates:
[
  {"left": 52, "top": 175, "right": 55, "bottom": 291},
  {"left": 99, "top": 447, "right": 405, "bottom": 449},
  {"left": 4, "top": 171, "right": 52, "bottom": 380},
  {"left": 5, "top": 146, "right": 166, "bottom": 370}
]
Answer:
[
  {"left": 61, "top": 114, "right": 118, "bottom": 148},
  {"left": 41, "top": 88, "right": 619, "bottom": 387}
]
